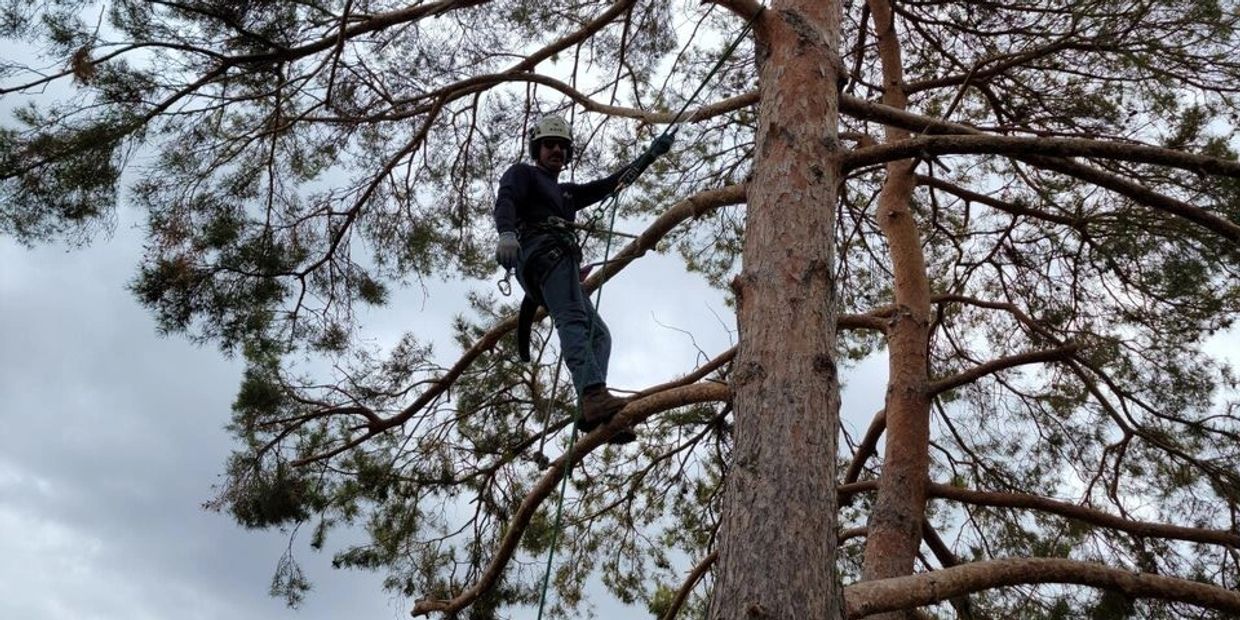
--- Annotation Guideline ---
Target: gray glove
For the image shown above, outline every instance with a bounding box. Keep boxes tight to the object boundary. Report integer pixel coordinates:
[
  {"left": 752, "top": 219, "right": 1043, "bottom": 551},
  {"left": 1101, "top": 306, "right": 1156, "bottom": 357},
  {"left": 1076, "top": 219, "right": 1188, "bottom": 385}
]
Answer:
[
  {"left": 621, "top": 133, "right": 677, "bottom": 185},
  {"left": 496, "top": 231, "right": 520, "bottom": 269},
  {"left": 650, "top": 132, "right": 674, "bottom": 156}
]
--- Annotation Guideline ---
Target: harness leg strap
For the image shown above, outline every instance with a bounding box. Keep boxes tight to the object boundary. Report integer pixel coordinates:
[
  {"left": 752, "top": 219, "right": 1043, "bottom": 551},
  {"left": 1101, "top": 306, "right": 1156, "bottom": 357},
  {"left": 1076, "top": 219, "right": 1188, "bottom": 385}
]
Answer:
[{"left": 517, "top": 245, "right": 567, "bottom": 362}]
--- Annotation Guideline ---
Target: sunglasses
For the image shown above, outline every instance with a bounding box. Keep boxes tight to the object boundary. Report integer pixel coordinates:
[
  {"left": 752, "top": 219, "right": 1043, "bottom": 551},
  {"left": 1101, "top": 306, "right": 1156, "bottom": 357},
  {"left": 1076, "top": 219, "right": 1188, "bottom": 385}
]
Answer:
[{"left": 540, "top": 139, "right": 570, "bottom": 152}]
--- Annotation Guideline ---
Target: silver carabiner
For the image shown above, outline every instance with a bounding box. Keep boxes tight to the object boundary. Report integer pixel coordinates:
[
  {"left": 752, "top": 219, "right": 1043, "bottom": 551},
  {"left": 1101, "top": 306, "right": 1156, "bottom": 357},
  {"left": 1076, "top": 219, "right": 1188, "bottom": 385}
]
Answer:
[{"left": 497, "top": 270, "right": 513, "bottom": 296}]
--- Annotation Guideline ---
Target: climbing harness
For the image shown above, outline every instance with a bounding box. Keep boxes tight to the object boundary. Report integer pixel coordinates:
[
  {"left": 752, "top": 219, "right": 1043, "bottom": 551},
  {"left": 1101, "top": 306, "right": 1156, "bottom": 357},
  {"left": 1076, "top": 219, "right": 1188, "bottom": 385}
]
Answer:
[
  {"left": 532, "top": 6, "right": 766, "bottom": 619},
  {"left": 516, "top": 241, "right": 577, "bottom": 362},
  {"left": 510, "top": 217, "right": 585, "bottom": 361},
  {"left": 501, "top": 215, "right": 622, "bottom": 296}
]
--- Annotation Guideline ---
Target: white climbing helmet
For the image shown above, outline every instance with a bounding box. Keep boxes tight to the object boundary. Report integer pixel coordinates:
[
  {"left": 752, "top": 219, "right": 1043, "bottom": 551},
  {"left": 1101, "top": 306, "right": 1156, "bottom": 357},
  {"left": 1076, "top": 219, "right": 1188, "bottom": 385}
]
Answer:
[{"left": 528, "top": 114, "right": 574, "bottom": 163}]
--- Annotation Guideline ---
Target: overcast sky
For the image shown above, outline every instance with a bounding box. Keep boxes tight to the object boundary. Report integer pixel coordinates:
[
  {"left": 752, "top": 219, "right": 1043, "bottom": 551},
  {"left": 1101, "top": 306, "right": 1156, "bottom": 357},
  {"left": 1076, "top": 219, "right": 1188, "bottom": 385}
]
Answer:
[
  {"left": 0, "top": 185, "right": 896, "bottom": 619},
  {"left": 0, "top": 207, "right": 409, "bottom": 619},
  {"left": 2, "top": 110, "right": 1234, "bottom": 619},
  {"left": 0, "top": 33, "right": 778, "bottom": 612},
  {"left": 6, "top": 145, "right": 1236, "bottom": 620},
  {"left": 0, "top": 10, "right": 893, "bottom": 620}
]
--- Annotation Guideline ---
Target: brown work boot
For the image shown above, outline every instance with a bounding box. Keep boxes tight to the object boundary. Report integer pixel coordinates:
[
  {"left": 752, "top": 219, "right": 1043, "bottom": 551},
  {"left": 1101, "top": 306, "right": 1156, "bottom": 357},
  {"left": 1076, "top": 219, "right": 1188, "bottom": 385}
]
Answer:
[
  {"left": 606, "top": 426, "right": 638, "bottom": 445},
  {"left": 578, "top": 384, "right": 626, "bottom": 432}
]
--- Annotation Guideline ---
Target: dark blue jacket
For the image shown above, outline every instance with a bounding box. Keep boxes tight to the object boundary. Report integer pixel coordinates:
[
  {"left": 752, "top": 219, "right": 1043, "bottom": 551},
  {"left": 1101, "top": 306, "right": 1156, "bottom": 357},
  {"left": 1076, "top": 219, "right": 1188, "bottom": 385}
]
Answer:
[{"left": 493, "top": 163, "right": 626, "bottom": 235}]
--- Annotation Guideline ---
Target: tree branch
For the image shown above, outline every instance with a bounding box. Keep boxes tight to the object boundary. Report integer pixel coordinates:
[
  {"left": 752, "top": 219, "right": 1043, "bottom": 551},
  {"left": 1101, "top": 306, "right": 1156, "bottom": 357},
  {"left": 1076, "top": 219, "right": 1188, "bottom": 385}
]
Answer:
[
  {"left": 920, "top": 520, "right": 977, "bottom": 620},
  {"left": 660, "top": 551, "right": 718, "bottom": 620},
  {"left": 374, "top": 71, "right": 758, "bottom": 126},
  {"left": 929, "top": 483, "right": 1240, "bottom": 548},
  {"left": 838, "top": 95, "right": 1240, "bottom": 243},
  {"left": 840, "top": 480, "right": 1240, "bottom": 549},
  {"left": 290, "top": 184, "right": 744, "bottom": 467},
  {"left": 844, "top": 134, "right": 1240, "bottom": 179},
  {"left": 704, "top": 0, "right": 765, "bottom": 21},
  {"left": 917, "top": 174, "right": 1082, "bottom": 228},
  {"left": 226, "top": 0, "right": 494, "bottom": 65},
  {"left": 842, "top": 409, "right": 885, "bottom": 486},
  {"left": 844, "top": 558, "right": 1240, "bottom": 618},
  {"left": 841, "top": 342, "right": 1078, "bottom": 490},
  {"left": 410, "top": 381, "right": 731, "bottom": 616},
  {"left": 928, "top": 343, "right": 1082, "bottom": 396}
]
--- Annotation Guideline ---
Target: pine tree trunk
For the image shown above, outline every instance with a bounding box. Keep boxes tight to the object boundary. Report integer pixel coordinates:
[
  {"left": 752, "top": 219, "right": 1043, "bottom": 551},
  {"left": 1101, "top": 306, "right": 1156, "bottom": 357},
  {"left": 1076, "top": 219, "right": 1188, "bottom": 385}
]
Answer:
[
  {"left": 859, "top": 2, "right": 933, "bottom": 618},
  {"left": 708, "top": 2, "right": 844, "bottom": 618}
]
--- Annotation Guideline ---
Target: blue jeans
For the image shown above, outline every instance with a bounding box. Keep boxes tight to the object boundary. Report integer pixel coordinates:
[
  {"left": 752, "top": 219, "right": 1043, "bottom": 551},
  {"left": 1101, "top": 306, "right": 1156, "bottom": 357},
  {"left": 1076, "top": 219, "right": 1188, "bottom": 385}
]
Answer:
[{"left": 517, "top": 235, "right": 611, "bottom": 397}]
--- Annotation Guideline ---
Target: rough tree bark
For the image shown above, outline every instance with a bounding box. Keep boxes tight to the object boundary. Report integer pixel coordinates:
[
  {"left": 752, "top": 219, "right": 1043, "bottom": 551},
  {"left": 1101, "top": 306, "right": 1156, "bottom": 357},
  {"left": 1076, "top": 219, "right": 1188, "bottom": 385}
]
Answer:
[
  {"left": 859, "top": 3, "right": 933, "bottom": 617},
  {"left": 707, "top": 1, "right": 844, "bottom": 618}
]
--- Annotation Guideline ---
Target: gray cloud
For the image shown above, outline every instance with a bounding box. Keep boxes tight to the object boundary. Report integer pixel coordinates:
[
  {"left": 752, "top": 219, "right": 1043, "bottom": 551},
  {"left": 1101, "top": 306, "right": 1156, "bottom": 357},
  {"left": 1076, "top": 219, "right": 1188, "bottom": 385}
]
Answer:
[
  {"left": 0, "top": 196, "right": 892, "bottom": 620},
  {"left": 0, "top": 213, "right": 400, "bottom": 620}
]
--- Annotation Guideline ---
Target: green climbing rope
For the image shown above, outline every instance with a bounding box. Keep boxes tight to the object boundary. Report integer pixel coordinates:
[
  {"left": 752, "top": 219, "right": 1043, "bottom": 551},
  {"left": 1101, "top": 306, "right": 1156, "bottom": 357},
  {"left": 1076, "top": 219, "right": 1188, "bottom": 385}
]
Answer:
[{"left": 534, "top": 6, "right": 765, "bottom": 618}]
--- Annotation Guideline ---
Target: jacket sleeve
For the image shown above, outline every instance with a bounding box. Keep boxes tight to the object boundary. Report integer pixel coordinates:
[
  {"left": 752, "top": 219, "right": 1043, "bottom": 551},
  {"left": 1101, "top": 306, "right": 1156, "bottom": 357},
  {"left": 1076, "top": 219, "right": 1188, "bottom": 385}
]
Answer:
[
  {"left": 494, "top": 165, "right": 524, "bottom": 234},
  {"left": 564, "top": 166, "right": 629, "bottom": 212}
]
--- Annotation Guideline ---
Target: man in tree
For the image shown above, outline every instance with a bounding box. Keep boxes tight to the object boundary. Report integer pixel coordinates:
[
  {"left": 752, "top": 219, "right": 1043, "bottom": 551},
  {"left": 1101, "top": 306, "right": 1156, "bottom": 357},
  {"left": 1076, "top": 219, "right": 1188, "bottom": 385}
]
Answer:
[
  {"left": 9, "top": 2, "right": 1240, "bottom": 618},
  {"left": 494, "top": 113, "right": 671, "bottom": 444}
]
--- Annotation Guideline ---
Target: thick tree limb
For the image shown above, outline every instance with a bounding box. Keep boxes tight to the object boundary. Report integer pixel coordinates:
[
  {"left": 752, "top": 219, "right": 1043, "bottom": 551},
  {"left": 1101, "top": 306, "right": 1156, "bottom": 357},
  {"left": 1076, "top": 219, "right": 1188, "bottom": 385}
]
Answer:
[
  {"left": 660, "top": 551, "right": 718, "bottom": 620},
  {"left": 857, "top": 0, "right": 932, "bottom": 598},
  {"left": 411, "top": 381, "right": 732, "bottom": 616},
  {"left": 841, "top": 343, "right": 1078, "bottom": 489},
  {"left": 841, "top": 526, "right": 869, "bottom": 543},
  {"left": 843, "top": 409, "right": 885, "bottom": 486},
  {"left": 928, "top": 343, "right": 1081, "bottom": 396},
  {"left": 843, "top": 558, "right": 1240, "bottom": 618},
  {"left": 636, "top": 347, "right": 735, "bottom": 399},
  {"left": 838, "top": 95, "right": 1240, "bottom": 242},
  {"left": 583, "top": 184, "right": 747, "bottom": 286},
  {"left": 839, "top": 480, "right": 1240, "bottom": 549},
  {"left": 844, "top": 135, "right": 1240, "bottom": 179},
  {"left": 929, "top": 484, "right": 1240, "bottom": 548}
]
